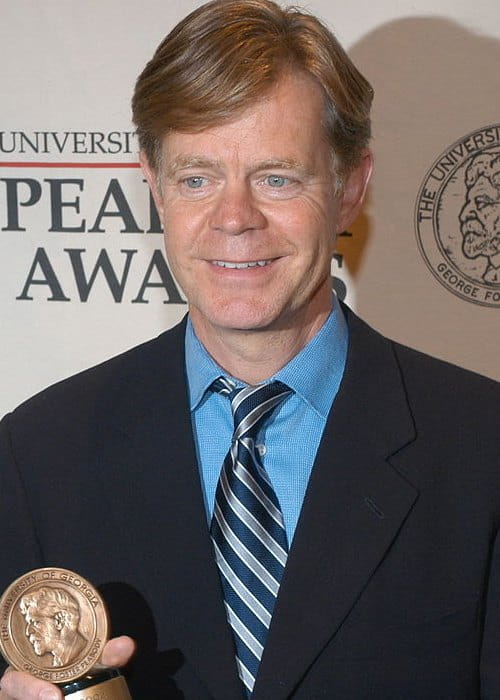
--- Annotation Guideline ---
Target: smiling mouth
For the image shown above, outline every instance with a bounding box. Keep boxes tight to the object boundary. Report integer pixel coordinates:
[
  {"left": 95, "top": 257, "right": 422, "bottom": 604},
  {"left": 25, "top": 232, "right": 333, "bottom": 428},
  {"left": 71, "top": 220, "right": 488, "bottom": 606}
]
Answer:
[{"left": 211, "top": 259, "right": 274, "bottom": 269}]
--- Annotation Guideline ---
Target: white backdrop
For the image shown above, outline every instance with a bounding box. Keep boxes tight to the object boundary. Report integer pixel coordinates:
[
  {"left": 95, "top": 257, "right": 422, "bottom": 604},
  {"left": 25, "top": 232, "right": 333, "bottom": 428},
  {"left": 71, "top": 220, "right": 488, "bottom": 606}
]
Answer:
[{"left": 1, "top": 0, "right": 499, "bottom": 417}]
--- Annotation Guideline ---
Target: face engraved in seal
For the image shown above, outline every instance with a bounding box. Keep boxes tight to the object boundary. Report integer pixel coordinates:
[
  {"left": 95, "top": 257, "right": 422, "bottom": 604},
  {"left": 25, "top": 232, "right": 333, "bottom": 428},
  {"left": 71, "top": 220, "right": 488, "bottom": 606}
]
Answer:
[
  {"left": 20, "top": 586, "right": 88, "bottom": 668},
  {"left": 0, "top": 568, "right": 108, "bottom": 683},
  {"left": 415, "top": 124, "right": 500, "bottom": 307},
  {"left": 459, "top": 149, "right": 500, "bottom": 284}
]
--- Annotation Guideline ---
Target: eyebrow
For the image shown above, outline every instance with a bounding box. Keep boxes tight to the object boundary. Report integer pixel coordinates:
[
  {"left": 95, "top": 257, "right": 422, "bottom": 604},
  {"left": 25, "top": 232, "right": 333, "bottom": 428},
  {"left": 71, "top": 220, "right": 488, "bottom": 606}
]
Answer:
[
  {"left": 165, "top": 156, "right": 221, "bottom": 176},
  {"left": 164, "top": 155, "right": 311, "bottom": 177},
  {"left": 252, "top": 158, "right": 305, "bottom": 172}
]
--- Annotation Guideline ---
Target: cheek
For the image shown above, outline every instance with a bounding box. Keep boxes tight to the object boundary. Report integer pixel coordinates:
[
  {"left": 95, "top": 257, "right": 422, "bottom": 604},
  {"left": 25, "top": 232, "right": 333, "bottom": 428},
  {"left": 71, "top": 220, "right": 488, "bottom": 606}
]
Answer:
[
  {"left": 163, "top": 204, "right": 206, "bottom": 247},
  {"left": 485, "top": 206, "right": 500, "bottom": 224},
  {"left": 276, "top": 200, "right": 336, "bottom": 248},
  {"left": 162, "top": 215, "right": 190, "bottom": 259}
]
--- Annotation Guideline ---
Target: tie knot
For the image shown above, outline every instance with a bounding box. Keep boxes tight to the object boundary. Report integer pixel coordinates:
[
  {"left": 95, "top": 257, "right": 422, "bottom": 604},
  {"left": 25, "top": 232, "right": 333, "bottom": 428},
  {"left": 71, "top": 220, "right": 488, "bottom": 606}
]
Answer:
[{"left": 212, "top": 377, "right": 292, "bottom": 441}]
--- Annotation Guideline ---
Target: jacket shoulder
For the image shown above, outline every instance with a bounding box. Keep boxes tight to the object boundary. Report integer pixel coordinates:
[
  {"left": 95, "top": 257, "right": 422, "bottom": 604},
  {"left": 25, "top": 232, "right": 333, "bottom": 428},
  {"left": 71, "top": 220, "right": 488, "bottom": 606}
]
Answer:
[
  {"left": 344, "top": 303, "right": 499, "bottom": 401},
  {"left": 392, "top": 338, "right": 499, "bottom": 405},
  {"left": 6, "top": 320, "right": 187, "bottom": 426}
]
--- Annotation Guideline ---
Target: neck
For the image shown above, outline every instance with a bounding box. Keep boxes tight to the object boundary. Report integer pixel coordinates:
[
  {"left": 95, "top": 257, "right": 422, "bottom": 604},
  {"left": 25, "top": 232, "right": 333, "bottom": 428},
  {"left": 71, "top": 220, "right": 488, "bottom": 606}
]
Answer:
[
  {"left": 51, "top": 639, "right": 66, "bottom": 667},
  {"left": 190, "top": 301, "right": 333, "bottom": 385}
]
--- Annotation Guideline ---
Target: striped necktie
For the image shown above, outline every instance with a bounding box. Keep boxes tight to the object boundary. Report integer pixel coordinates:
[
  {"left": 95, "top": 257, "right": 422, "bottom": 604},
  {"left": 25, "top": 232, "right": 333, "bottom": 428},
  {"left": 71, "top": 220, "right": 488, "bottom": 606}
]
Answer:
[{"left": 210, "top": 377, "right": 292, "bottom": 696}]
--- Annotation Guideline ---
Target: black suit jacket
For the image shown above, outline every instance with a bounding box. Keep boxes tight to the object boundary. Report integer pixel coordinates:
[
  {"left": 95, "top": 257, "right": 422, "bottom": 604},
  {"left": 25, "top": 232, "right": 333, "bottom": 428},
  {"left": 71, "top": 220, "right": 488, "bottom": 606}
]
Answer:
[{"left": 1, "top": 307, "right": 499, "bottom": 699}]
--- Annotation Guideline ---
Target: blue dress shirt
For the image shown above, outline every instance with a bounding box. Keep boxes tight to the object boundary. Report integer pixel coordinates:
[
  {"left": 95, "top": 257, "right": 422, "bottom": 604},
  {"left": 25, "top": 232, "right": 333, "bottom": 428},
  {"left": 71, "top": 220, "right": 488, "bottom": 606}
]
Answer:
[{"left": 185, "top": 296, "right": 348, "bottom": 545}]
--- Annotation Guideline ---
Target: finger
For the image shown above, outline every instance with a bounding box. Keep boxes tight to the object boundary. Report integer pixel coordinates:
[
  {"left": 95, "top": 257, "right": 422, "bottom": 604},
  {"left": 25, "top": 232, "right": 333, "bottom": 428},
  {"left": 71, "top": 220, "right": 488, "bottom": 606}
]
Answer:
[
  {"left": 0, "top": 667, "right": 62, "bottom": 700},
  {"left": 99, "top": 635, "right": 136, "bottom": 668}
]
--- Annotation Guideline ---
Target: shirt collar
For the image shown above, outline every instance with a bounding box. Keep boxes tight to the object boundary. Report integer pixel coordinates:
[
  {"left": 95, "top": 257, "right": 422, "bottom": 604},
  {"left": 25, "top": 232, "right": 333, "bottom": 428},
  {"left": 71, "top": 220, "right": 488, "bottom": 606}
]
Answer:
[{"left": 185, "top": 295, "right": 348, "bottom": 419}]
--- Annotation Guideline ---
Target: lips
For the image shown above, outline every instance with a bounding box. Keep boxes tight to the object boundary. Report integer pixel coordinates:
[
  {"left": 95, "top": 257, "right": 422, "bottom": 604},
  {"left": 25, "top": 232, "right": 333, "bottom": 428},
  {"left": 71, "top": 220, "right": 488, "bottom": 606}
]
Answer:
[{"left": 211, "top": 259, "right": 274, "bottom": 269}]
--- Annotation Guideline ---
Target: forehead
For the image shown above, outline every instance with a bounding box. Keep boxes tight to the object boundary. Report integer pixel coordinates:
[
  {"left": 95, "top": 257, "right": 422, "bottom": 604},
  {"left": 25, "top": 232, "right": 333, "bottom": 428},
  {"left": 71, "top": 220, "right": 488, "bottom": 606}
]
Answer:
[{"left": 161, "top": 73, "right": 328, "bottom": 165}]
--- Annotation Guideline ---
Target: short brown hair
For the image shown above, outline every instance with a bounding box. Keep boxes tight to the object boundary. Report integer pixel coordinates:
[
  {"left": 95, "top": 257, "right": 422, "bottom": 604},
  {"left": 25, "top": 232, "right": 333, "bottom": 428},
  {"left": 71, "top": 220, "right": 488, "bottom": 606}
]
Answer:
[{"left": 132, "top": 0, "right": 373, "bottom": 180}]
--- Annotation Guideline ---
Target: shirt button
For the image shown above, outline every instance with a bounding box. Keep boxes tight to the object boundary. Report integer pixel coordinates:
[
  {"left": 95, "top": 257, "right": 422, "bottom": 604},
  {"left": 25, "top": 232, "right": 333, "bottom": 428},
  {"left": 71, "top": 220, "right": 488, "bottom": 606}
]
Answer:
[{"left": 256, "top": 444, "right": 266, "bottom": 456}]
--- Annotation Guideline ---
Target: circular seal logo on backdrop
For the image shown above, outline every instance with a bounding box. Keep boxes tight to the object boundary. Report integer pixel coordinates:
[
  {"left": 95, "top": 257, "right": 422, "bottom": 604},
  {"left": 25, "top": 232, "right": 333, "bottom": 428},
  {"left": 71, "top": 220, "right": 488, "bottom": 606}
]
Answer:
[{"left": 415, "top": 124, "right": 500, "bottom": 308}]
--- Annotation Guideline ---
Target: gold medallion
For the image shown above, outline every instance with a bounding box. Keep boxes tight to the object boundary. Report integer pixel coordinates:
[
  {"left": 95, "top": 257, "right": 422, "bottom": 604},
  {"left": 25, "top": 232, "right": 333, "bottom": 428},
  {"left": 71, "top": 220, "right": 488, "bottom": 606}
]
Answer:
[{"left": 0, "top": 567, "right": 109, "bottom": 684}]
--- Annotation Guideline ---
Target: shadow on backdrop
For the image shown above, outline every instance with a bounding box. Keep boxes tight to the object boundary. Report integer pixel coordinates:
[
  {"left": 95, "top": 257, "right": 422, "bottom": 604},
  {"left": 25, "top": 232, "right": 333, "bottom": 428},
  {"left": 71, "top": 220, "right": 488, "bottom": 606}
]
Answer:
[{"left": 338, "top": 16, "right": 500, "bottom": 317}]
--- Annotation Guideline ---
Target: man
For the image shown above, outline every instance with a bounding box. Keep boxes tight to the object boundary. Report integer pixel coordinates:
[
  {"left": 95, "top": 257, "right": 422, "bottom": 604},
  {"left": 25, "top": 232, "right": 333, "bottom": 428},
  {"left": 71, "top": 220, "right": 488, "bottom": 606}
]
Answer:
[
  {"left": 0, "top": 1, "right": 499, "bottom": 699},
  {"left": 20, "top": 587, "right": 88, "bottom": 668}
]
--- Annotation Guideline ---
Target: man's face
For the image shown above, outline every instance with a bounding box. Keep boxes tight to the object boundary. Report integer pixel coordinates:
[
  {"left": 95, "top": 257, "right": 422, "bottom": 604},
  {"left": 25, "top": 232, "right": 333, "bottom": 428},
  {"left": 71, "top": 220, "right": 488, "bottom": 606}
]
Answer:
[
  {"left": 25, "top": 613, "right": 59, "bottom": 656},
  {"left": 460, "top": 167, "right": 500, "bottom": 259},
  {"left": 146, "top": 73, "right": 370, "bottom": 342}
]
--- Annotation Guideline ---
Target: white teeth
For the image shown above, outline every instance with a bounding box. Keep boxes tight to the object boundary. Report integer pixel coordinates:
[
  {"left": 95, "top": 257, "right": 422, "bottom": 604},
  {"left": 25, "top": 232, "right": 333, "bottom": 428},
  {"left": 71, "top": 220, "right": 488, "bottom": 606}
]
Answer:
[{"left": 212, "top": 260, "right": 272, "bottom": 269}]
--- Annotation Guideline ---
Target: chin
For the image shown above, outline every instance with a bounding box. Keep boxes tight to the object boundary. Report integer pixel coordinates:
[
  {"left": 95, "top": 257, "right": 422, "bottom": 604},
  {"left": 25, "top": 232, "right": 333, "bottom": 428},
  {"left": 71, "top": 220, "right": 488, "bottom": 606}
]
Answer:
[
  {"left": 197, "top": 299, "right": 280, "bottom": 332},
  {"left": 215, "top": 313, "right": 279, "bottom": 333},
  {"left": 216, "top": 315, "right": 276, "bottom": 332}
]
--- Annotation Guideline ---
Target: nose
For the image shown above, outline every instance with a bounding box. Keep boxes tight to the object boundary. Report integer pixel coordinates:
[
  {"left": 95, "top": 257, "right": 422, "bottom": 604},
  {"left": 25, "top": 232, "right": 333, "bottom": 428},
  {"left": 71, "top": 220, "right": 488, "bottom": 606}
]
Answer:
[{"left": 208, "top": 182, "right": 267, "bottom": 235}]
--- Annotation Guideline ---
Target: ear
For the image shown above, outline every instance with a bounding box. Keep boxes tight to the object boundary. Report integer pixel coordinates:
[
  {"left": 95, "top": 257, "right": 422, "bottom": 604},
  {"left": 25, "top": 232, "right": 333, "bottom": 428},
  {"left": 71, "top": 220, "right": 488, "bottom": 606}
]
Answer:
[
  {"left": 336, "top": 149, "right": 373, "bottom": 233},
  {"left": 140, "top": 150, "right": 165, "bottom": 222},
  {"left": 54, "top": 611, "right": 65, "bottom": 631}
]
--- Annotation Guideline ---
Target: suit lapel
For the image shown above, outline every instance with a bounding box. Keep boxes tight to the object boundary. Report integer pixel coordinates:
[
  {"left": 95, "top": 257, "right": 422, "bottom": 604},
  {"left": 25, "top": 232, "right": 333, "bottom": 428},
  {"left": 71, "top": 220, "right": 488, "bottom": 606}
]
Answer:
[
  {"left": 95, "top": 320, "right": 243, "bottom": 699},
  {"left": 253, "top": 309, "right": 419, "bottom": 699}
]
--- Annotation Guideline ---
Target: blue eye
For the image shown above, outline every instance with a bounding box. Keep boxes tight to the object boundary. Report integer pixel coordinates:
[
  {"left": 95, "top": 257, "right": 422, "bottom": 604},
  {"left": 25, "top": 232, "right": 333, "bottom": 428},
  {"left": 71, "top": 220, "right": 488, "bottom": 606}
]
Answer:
[
  {"left": 184, "top": 176, "right": 206, "bottom": 188},
  {"left": 266, "top": 175, "right": 289, "bottom": 187}
]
